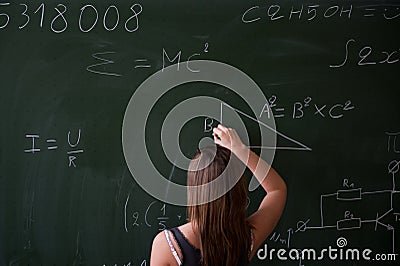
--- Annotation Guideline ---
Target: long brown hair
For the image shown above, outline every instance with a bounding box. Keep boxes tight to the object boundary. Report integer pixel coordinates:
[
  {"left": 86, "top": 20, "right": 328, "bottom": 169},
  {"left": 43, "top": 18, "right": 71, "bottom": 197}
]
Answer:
[{"left": 187, "top": 145, "right": 251, "bottom": 266}]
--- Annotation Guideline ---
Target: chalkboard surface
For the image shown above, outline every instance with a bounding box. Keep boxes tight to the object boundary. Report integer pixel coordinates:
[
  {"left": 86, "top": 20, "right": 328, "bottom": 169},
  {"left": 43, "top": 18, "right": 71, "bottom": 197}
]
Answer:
[{"left": 1, "top": 0, "right": 399, "bottom": 265}]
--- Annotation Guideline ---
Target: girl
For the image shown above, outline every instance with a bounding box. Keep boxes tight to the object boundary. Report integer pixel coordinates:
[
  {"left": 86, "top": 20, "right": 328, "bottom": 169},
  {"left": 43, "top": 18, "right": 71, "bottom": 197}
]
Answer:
[{"left": 150, "top": 124, "right": 287, "bottom": 265}]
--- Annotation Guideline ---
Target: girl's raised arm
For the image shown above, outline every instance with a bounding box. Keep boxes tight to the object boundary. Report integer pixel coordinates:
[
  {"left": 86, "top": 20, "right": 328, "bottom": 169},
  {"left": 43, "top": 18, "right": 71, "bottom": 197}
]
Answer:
[{"left": 213, "top": 124, "right": 287, "bottom": 259}]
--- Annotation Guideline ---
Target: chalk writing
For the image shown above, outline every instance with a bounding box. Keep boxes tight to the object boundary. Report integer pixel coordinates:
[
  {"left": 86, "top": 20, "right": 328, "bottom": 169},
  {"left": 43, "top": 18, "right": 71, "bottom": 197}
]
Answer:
[
  {"left": 67, "top": 129, "right": 83, "bottom": 168},
  {"left": 145, "top": 201, "right": 171, "bottom": 231},
  {"left": 86, "top": 51, "right": 122, "bottom": 77},
  {"left": 256, "top": 131, "right": 400, "bottom": 264},
  {"left": 123, "top": 194, "right": 186, "bottom": 233},
  {"left": 103, "top": 260, "right": 147, "bottom": 266},
  {"left": 242, "top": 4, "right": 353, "bottom": 23},
  {"left": 330, "top": 39, "right": 399, "bottom": 68},
  {"left": 134, "top": 59, "right": 151, "bottom": 69},
  {"left": 0, "top": 2, "right": 10, "bottom": 29},
  {"left": 268, "top": 228, "right": 294, "bottom": 248},
  {"left": 24, "top": 129, "right": 84, "bottom": 168},
  {"left": 205, "top": 102, "right": 313, "bottom": 151},
  {"left": 289, "top": 132, "right": 400, "bottom": 254},
  {"left": 0, "top": 2, "right": 143, "bottom": 33},
  {"left": 50, "top": 4, "right": 67, "bottom": 33},
  {"left": 86, "top": 45, "right": 209, "bottom": 77},
  {"left": 242, "top": 3, "right": 400, "bottom": 23},
  {"left": 386, "top": 132, "right": 400, "bottom": 153},
  {"left": 257, "top": 95, "right": 355, "bottom": 120},
  {"left": 386, "top": 132, "right": 400, "bottom": 193},
  {"left": 162, "top": 48, "right": 205, "bottom": 73},
  {"left": 359, "top": 4, "right": 400, "bottom": 19},
  {"left": 124, "top": 196, "right": 184, "bottom": 232}
]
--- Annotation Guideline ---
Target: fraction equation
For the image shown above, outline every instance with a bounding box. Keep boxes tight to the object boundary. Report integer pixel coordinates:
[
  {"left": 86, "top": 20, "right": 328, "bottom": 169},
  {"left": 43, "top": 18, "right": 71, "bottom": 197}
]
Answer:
[
  {"left": 24, "top": 129, "right": 83, "bottom": 168},
  {"left": 124, "top": 196, "right": 184, "bottom": 233}
]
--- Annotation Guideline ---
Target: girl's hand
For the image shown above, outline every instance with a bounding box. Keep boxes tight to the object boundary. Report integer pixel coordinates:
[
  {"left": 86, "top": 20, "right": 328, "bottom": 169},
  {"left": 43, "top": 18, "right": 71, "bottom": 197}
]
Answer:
[{"left": 212, "top": 124, "right": 245, "bottom": 154}]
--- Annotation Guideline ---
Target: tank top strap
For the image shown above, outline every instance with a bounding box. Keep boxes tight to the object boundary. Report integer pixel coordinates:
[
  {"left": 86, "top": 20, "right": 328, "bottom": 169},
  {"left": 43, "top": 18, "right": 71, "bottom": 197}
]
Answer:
[
  {"left": 163, "top": 229, "right": 182, "bottom": 265},
  {"left": 249, "top": 228, "right": 254, "bottom": 257}
]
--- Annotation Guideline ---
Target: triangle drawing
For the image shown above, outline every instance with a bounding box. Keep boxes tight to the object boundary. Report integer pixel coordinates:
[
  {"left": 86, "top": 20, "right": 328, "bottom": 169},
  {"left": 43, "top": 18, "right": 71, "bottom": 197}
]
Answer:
[{"left": 221, "top": 102, "right": 312, "bottom": 151}]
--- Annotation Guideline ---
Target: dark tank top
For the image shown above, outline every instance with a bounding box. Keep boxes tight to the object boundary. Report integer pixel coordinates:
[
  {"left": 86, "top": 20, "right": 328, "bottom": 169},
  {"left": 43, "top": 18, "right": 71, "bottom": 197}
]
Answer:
[{"left": 169, "top": 227, "right": 249, "bottom": 266}]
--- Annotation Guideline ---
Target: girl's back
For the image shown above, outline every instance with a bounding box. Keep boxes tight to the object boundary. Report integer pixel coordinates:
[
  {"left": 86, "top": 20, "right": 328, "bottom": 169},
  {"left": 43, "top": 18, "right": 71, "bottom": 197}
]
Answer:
[{"left": 150, "top": 125, "right": 287, "bottom": 266}]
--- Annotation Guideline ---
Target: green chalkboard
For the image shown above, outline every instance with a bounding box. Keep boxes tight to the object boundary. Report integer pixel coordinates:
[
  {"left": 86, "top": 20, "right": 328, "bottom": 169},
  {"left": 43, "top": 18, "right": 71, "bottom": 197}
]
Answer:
[{"left": 1, "top": 0, "right": 400, "bottom": 265}]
